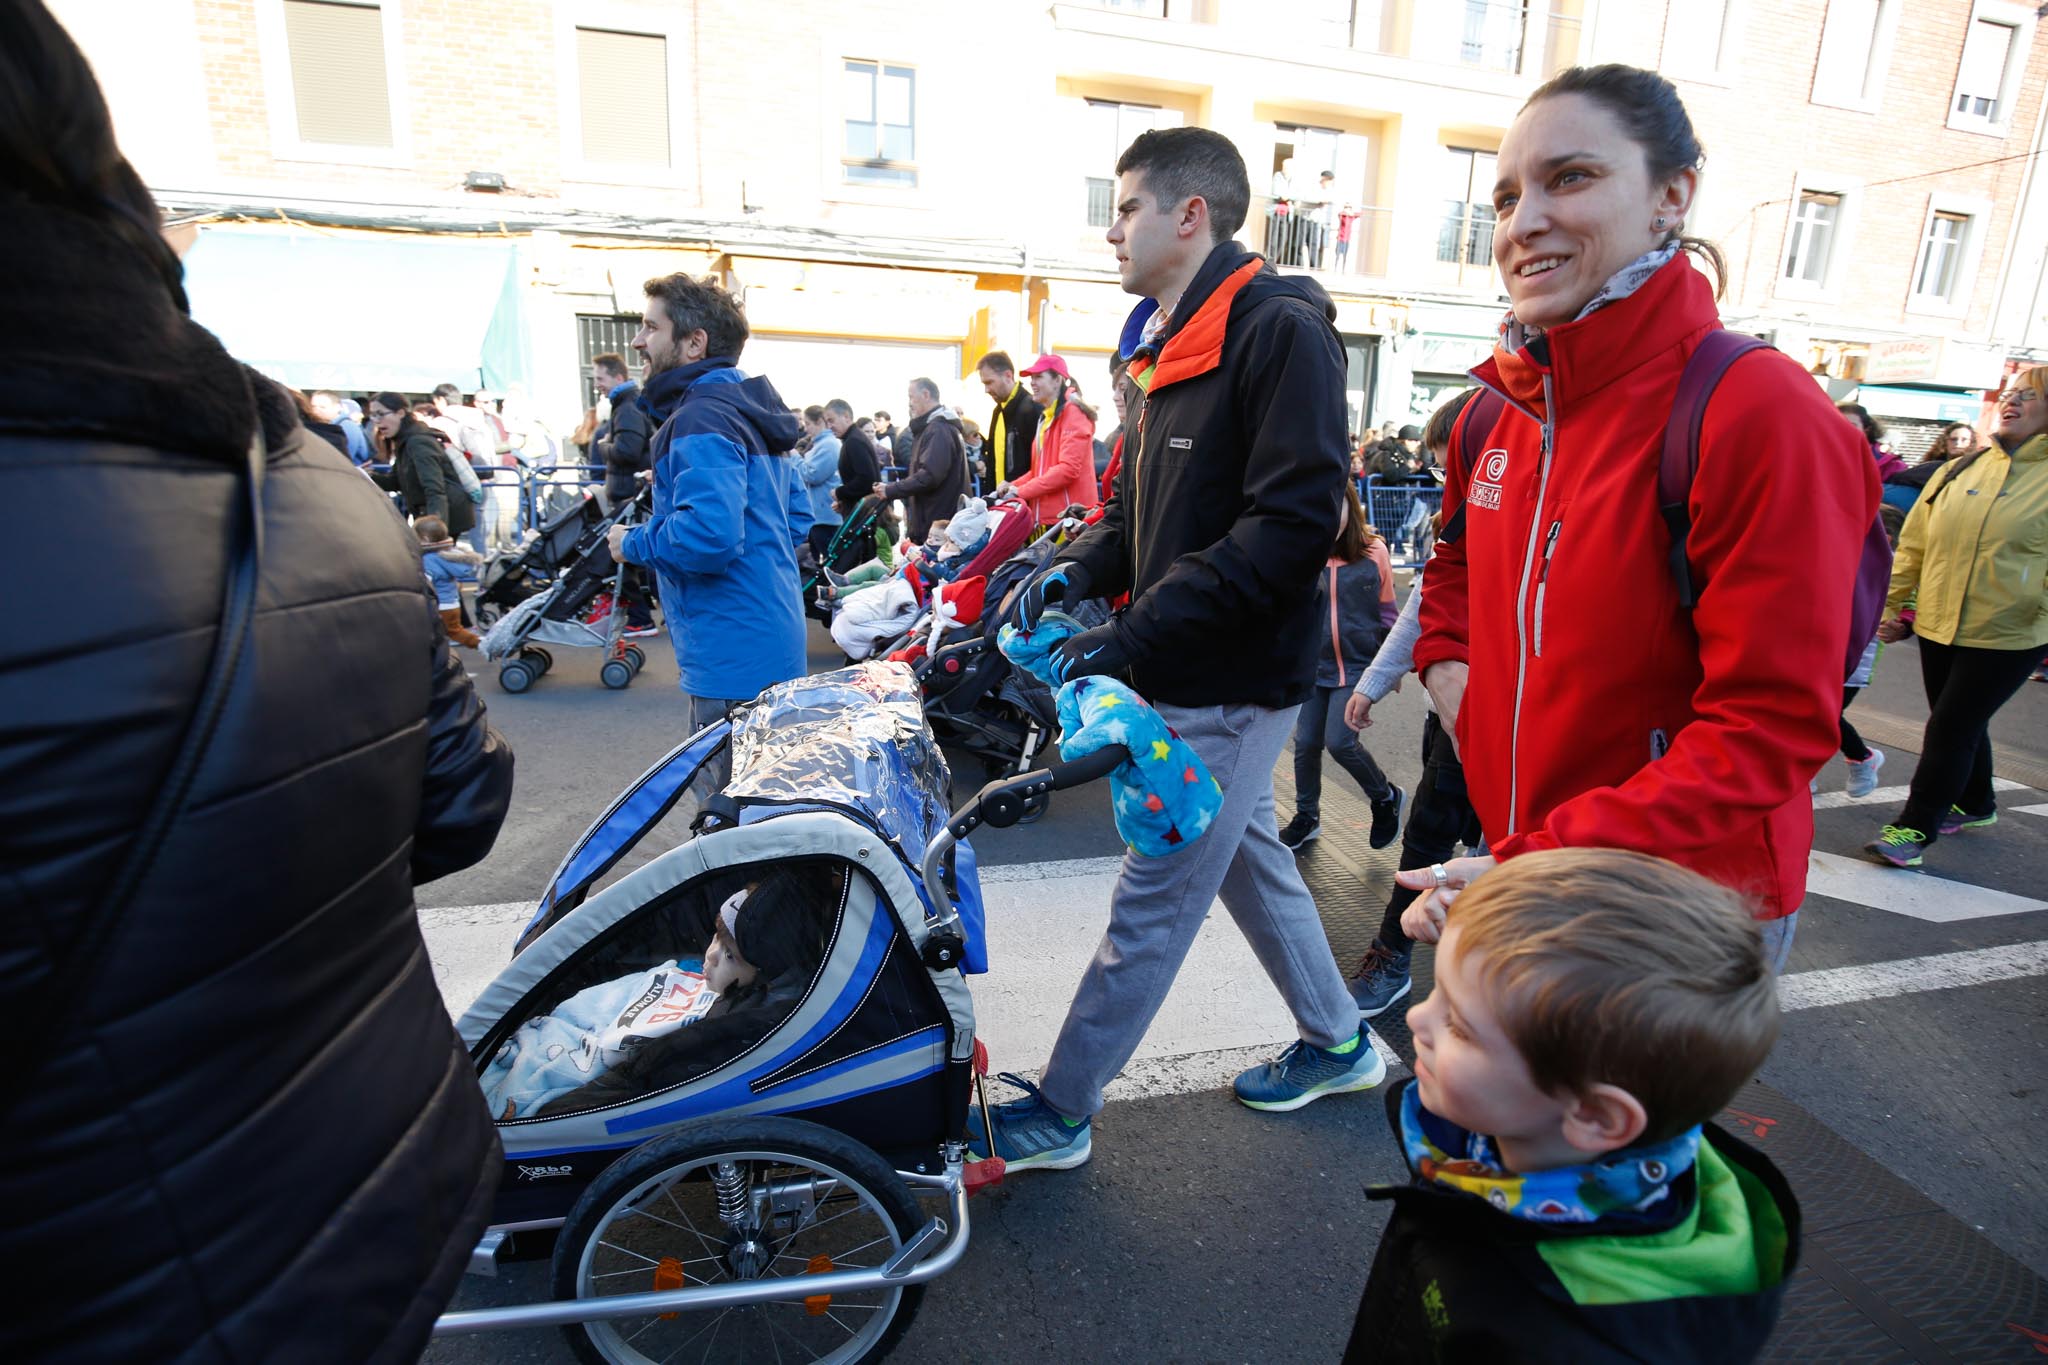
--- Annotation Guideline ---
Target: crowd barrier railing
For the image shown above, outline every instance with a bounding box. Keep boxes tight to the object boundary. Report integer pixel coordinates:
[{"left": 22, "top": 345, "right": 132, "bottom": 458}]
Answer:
[{"left": 1360, "top": 476, "right": 1444, "bottom": 567}]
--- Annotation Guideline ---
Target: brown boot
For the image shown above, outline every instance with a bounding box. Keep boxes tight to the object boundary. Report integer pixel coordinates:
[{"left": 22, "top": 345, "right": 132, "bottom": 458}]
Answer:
[{"left": 440, "top": 606, "right": 481, "bottom": 649}]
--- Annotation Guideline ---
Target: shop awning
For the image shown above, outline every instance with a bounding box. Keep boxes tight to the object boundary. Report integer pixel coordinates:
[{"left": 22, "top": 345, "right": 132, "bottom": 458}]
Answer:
[
  {"left": 181, "top": 227, "right": 528, "bottom": 394},
  {"left": 1853, "top": 384, "right": 1987, "bottom": 424}
]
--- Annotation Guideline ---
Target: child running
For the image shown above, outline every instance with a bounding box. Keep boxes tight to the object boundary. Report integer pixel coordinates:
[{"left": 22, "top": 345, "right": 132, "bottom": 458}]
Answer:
[
  {"left": 1344, "top": 848, "right": 1798, "bottom": 1363},
  {"left": 1278, "top": 479, "right": 1404, "bottom": 851},
  {"left": 414, "top": 514, "right": 482, "bottom": 647}
]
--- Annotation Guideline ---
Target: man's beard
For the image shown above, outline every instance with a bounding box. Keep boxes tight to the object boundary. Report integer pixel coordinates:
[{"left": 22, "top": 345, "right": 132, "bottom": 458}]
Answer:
[{"left": 641, "top": 340, "right": 683, "bottom": 375}]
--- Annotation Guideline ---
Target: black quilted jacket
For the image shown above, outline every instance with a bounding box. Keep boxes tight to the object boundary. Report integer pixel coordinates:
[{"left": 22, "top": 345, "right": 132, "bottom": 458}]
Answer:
[{"left": 0, "top": 191, "right": 515, "bottom": 1364}]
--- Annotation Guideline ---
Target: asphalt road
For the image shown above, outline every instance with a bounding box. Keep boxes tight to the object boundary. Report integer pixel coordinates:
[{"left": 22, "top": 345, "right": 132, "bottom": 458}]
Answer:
[{"left": 420, "top": 601, "right": 2048, "bottom": 1363}]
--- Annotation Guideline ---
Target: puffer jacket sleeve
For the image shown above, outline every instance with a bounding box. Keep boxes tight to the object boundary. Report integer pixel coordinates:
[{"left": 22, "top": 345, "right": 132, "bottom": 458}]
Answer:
[
  {"left": 406, "top": 431, "right": 452, "bottom": 524},
  {"left": 412, "top": 581, "right": 515, "bottom": 884}
]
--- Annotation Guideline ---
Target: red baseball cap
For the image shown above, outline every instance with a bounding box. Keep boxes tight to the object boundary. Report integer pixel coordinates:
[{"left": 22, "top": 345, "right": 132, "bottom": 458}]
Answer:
[{"left": 1020, "top": 353, "right": 1070, "bottom": 380}]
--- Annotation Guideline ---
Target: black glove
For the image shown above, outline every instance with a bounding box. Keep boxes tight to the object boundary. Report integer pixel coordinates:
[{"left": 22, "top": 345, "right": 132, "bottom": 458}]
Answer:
[
  {"left": 1047, "top": 622, "right": 1130, "bottom": 687},
  {"left": 1017, "top": 562, "right": 1092, "bottom": 630}
]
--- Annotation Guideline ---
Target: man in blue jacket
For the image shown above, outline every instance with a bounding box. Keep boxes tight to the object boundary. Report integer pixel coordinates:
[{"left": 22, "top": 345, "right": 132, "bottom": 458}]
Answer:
[{"left": 607, "top": 274, "right": 811, "bottom": 743}]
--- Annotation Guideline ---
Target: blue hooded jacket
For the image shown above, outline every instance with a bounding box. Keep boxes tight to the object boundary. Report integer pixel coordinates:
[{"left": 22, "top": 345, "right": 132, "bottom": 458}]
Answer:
[{"left": 619, "top": 357, "right": 812, "bottom": 701}]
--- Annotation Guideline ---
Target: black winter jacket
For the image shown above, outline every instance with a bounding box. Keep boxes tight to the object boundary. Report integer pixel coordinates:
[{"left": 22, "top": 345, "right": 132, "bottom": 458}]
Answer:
[
  {"left": 391, "top": 420, "right": 477, "bottom": 535},
  {"left": 836, "top": 424, "right": 884, "bottom": 508},
  {"left": 885, "top": 407, "right": 969, "bottom": 542},
  {"left": 988, "top": 381, "right": 1043, "bottom": 484},
  {"left": 597, "top": 379, "right": 653, "bottom": 501},
  {"left": 0, "top": 192, "right": 514, "bottom": 1364},
  {"left": 1058, "top": 241, "right": 1351, "bottom": 708}
]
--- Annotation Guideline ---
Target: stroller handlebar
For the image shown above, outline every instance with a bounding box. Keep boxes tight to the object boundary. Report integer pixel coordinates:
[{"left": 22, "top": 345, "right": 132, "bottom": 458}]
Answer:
[{"left": 915, "top": 745, "right": 1130, "bottom": 971}]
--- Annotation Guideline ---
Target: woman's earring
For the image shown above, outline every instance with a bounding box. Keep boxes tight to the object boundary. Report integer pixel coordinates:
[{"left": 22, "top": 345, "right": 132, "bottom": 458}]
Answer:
[{"left": 1654, "top": 217, "right": 1668, "bottom": 230}]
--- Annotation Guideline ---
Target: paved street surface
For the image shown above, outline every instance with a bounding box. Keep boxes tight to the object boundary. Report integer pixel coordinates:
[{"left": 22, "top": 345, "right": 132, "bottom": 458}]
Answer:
[{"left": 422, "top": 598, "right": 2047, "bottom": 1363}]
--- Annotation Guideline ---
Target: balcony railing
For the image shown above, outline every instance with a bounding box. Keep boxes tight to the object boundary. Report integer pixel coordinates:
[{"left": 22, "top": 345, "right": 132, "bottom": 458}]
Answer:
[{"left": 1251, "top": 197, "right": 1394, "bottom": 280}]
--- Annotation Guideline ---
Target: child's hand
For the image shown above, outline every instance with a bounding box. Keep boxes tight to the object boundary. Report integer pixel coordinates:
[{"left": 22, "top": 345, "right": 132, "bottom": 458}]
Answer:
[{"left": 1395, "top": 854, "right": 1496, "bottom": 944}]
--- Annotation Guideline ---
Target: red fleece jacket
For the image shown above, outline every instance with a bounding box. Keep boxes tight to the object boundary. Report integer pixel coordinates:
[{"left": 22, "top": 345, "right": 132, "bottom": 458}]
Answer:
[{"left": 1413, "top": 257, "right": 1879, "bottom": 918}]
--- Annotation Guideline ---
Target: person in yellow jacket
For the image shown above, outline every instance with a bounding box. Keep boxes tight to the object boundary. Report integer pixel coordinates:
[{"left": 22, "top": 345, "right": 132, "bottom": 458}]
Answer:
[{"left": 1866, "top": 365, "right": 2048, "bottom": 867}]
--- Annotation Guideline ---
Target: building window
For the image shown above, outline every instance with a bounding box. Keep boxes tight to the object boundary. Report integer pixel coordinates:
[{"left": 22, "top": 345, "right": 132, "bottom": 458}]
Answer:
[
  {"left": 1812, "top": 0, "right": 1893, "bottom": 109},
  {"left": 1084, "top": 99, "right": 1182, "bottom": 224},
  {"left": 1461, "top": 0, "right": 1527, "bottom": 73},
  {"left": 1438, "top": 147, "right": 1498, "bottom": 268},
  {"left": 1913, "top": 212, "right": 1970, "bottom": 303},
  {"left": 578, "top": 315, "right": 645, "bottom": 381},
  {"left": 1663, "top": 0, "right": 1738, "bottom": 82},
  {"left": 280, "top": 0, "right": 392, "bottom": 147},
  {"left": 844, "top": 60, "right": 916, "bottom": 188},
  {"left": 1783, "top": 192, "right": 1841, "bottom": 286},
  {"left": 1953, "top": 15, "right": 2015, "bottom": 124},
  {"left": 575, "top": 28, "right": 669, "bottom": 167}
]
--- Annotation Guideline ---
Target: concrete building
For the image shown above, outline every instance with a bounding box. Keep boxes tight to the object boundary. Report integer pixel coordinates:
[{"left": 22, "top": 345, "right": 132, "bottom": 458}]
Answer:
[{"left": 51, "top": 0, "right": 2048, "bottom": 451}]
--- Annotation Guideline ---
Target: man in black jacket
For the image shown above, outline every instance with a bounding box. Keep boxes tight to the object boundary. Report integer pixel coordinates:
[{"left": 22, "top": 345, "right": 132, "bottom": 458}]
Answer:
[
  {"left": 824, "top": 397, "right": 882, "bottom": 512},
  {"left": 976, "top": 349, "right": 1042, "bottom": 492},
  {"left": 590, "top": 352, "right": 656, "bottom": 633},
  {"left": 875, "top": 377, "right": 967, "bottom": 543},
  {"left": 973, "top": 128, "right": 1379, "bottom": 1177}
]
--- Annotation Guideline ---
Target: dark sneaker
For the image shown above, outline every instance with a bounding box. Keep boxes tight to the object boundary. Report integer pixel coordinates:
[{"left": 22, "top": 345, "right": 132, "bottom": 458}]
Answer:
[
  {"left": 1937, "top": 805, "right": 1997, "bottom": 835},
  {"left": 622, "top": 621, "right": 660, "bottom": 639},
  {"left": 1278, "top": 813, "right": 1321, "bottom": 850},
  {"left": 965, "top": 1074, "right": 1091, "bottom": 1172},
  {"left": 1233, "top": 1027, "right": 1387, "bottom": 1112},
  {"left": 1347, "top": 941, "right": 1413, "bottom": 1019},
  {"left": 1369, "top": 789, "right": 1405, "bottom": 850},
  {"left": 1866, "top": 825, "right": 1930, "bottom": 868}
]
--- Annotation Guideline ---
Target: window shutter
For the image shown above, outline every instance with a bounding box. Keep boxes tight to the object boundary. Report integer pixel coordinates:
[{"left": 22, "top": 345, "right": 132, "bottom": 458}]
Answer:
[
  {"left": 282, "top": 0, "right": 394, "bottom": 147},
  {"left": 1815, "top": 0, "right": 1881, "bottom": 101},
  {"left": 1955, "top": 19, "right": 2013, "bottom": 118},
  {"left": 577, "top": 28, "right": 670, "bottom": 166}
]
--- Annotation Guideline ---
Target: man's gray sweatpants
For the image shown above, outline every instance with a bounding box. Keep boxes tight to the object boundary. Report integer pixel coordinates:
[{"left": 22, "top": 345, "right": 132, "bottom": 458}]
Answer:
[{"left": 1037, "top": 701, "right": 1360, "bottom": 1120}]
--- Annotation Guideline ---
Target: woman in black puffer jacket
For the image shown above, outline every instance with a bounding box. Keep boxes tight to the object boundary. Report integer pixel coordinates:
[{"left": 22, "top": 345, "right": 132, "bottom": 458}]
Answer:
[
  {"left": 371, "top": 390, "right": 478, "bottom": 537},
  {"left": 0, "top": 6, "right": 514, "bottom": 1360}
]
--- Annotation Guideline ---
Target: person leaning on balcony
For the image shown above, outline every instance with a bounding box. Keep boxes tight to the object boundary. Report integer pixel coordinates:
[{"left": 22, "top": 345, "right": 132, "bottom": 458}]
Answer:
[
  {"left": 976, "top": 349, "right": 1042, "bottom": 492},
  {"left": 1402, "top": 64, "right": 1878, "bottom": 975},
  {"left": 996, "top": 353, "right": 1098, "bottom": 525}
]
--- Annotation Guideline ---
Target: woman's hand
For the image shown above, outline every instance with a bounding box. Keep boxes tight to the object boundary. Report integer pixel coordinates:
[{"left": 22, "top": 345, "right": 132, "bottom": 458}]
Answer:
[
  {"left": 1344, "top": 691, "right": 1375, "bottom": 731},
  {"left": 1422, "top": 661, "right": 1468, "bottom": 755},
  {"left": 1395, "top": 854, "right": 1496, "bottom": 944},
  {"left": 1877, "top": 617, "right": 1912, "bottom": 644}
]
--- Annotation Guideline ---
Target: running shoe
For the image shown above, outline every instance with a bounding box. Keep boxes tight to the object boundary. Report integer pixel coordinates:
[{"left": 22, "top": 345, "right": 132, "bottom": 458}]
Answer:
[
  {"left": 622, "top": 621, "right": 660, "bottom": 639},
  {"left": 1866, "top": 825, "right": 1930, "bottom": 868},
  {"left": 1347, "top": 942, "right": 1413, "bottom": 1019},
  {"left": 965, "top": 1073, "right": 1091, "bottom": 1172},
  {"left": 1937, "top": 805, "right": 1998, "bottom": 835},
  {"left": 1844, "top": 747, "right": 1885, "bottom": 798},
  {"left": 1369, "top": 789, "right": 1406, "bottom": 849},
  {"left": 1233, "top": 1027, "right": 1387, "bottom": 1112},
  {"left": 1278, "top": 813, "right": 1321, "bottom": 850}
]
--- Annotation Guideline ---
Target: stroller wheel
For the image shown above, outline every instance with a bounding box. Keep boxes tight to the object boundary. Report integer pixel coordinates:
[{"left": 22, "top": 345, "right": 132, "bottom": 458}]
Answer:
[
  {"left": 499, "top": 660, "right": 537, "bottom": 694},
  {"left": 551, "top": 1116, "right": 927, "bottom": 1365},
  {"left": 522, "top": 646, "right": 554, "bottom": 675},
  {"left": 623, "top": 644, "right": 647, "bottom": 672},
  {"left": 600, "top": 659, "right": 634, "bottom": 690}
]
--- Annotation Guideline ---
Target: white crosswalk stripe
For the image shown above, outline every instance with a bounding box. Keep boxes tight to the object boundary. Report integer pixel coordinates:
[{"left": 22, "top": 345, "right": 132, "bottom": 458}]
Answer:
[
  {"left": 1810, "top": 777, "right": 2027, "bottom": 812},
  {"left": 1807, "top": 852, "right": 2048, "bottom": 921}
]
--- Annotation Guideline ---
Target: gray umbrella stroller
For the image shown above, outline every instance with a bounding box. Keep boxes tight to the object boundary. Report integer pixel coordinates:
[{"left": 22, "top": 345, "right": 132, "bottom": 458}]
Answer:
[
  {"left": 478, "top": 485, "right": 653, "bottom": 693},
  {"left": 431, "top": 662, "right": 1127, "bottom": 1363}
]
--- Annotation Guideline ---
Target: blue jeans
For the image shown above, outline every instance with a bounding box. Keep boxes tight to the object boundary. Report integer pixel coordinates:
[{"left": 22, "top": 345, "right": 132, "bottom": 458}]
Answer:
[
  {"left": 1292, "top": 684, "right": 1393, "bottom": 821},
  {"left": 1759, "top": 911, "right": 1799, "bottom": 975}
]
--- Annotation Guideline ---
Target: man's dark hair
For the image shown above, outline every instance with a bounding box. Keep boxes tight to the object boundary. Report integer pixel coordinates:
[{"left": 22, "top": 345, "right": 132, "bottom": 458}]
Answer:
[
  {"left": 825, "top": 398, "right": 855, "bottom": 420},
  {"left": 432, "top": 383, "right": 463, "bottom": 403},
  {"left": 875, "top": 410, "right": 892, "bottom": 422},
  {"left": 643, "top": 272, "right": 750, "bottom": 360},
  {"left": 803, "top": 404, "right": 826, "bottom": 422},
  {"left": 592, "top": 352, "right": 629, "bottom": 381},
  {"left": 908, "top": 378, "right": 940, "bottom": 403},
  {"left": 977, "top": 351, "right": 1015, "bottom": 376},
  {"left": 1114, "top": 127, "right": 1250, "bottom": 243}
]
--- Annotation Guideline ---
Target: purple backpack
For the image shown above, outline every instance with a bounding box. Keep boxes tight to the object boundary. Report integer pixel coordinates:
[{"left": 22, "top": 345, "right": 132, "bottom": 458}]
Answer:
[{"left": 1458, "top": 330, "right": 1893, "bottom": 682}]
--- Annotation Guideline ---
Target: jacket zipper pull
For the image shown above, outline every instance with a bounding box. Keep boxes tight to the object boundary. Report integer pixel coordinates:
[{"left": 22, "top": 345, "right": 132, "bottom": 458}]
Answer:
[{"left": 1534, "top": 519, "right": 1561, "bottom": 657}]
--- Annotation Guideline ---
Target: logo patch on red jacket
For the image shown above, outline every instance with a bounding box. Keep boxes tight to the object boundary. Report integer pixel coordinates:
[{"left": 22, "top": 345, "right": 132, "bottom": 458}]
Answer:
[{"left": 1469, "top": 449, "right": 1509, "bottom": 511}]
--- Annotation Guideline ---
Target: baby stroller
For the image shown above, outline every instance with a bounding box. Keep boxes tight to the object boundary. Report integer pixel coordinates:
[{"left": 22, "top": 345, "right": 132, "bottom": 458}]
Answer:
[
  {"left": 479, "top": 487, "right": 653, "bottom": 693},
  {"left": 473, "top": 490, "right": 607, "bottom": 630},
  {"left": 431, "top": 663, "right": 1125, "bottom": 1363}
]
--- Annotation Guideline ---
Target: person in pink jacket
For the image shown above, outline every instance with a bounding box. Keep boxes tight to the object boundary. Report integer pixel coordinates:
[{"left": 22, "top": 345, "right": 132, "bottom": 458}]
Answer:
[{"left": 999, "top": 354, "right": 1100, "bottom": 525}]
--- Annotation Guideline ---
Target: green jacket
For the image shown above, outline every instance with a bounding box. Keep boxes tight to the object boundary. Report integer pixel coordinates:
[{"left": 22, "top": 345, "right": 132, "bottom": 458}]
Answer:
[{"left": 1886, "top": 433, "right": 2048, "bottom": 649}]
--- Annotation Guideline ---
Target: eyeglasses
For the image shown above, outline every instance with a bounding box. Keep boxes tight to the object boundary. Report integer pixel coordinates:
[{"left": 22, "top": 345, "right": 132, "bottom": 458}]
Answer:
[{"left": 367, "top": 408, "right": 392, "bottom": 419}]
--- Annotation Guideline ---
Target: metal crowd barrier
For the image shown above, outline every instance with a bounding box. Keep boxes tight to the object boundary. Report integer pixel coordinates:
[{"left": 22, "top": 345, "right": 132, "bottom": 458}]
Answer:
[{"left": 1360, "top": 476, "right": 1444, "bottom": 567}]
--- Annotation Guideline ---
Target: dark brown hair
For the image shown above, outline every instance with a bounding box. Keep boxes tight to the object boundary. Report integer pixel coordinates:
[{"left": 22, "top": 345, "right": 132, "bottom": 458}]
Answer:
[
  {"left": 1115, "top": 126, "right": 1250, "bottom": 243},
  {"left": 1334, "top": 478, "right": 1376, "bottom": 563},
  {"left": 1525, "top": 64, "right": 1727, "bottom": 297},
  {"left": 592, "top": 352, "right": 629, "bottom": 381},
  {"left": 1453, "top": 848, "right": 1778, "bottom": 1143},
  {"left": 1422, "top": 387, "right": 1480, "bottom": 459},
  {"left": 643, "top": 273, "right": 749, "bottom": 360}
]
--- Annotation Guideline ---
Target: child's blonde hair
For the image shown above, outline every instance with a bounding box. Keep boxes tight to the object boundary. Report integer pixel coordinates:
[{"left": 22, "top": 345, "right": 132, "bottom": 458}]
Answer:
[{"left": 1452, "top": 848, "right": 1778, "bottom": 1142}]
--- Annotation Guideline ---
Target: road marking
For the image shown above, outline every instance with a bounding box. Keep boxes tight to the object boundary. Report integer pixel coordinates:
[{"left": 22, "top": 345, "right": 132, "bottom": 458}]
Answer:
[
  {"left": 1812, "top": 777, "right": 2026, "bottom": 811},
  {"left": 2013, "top": 803, "right": 2048, "bottom": 818},
  {"left": 979, "top": 855, "right": 1127, "bottom": 883},
  {"left": 1779, "top": 941, "right": 2048, "bottom": 1011},
  {"left": 1807, "top": 852, "right": 2048, "bottom": 921}
]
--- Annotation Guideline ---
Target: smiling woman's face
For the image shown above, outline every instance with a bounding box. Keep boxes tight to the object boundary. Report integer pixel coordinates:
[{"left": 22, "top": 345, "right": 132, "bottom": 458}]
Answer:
[{"left": 1491, "top": 93, "right": 1695, "bottom": 331}]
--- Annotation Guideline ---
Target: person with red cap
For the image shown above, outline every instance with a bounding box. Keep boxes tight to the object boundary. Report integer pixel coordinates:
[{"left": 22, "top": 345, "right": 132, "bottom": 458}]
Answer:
[{"left": 998, "top": 354, "right": 1101, "bottom": 525}]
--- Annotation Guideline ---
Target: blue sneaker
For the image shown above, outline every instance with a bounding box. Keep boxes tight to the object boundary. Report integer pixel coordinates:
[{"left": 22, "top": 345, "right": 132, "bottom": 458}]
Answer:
[
  {"left": 1233, "top": 1028, "right": 1387, "bottom": 1112},
  {"left": 965, "top": 1073, "right": 1092, "bottom": 1172},
  {"left": 1866, "top": 824, "right": 1930, "bottom": 868}
]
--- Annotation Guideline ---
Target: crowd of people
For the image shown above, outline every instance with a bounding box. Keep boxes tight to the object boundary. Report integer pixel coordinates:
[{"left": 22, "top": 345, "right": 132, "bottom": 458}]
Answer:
[{"left": 8, "top": 1, "right": 2045, "bottom": 1356}]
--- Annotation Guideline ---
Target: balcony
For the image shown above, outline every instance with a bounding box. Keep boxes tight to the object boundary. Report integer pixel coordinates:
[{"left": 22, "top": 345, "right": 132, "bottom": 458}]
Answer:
[{"left": 1250, "top": 196, "right": 1393, "bottom": 282}]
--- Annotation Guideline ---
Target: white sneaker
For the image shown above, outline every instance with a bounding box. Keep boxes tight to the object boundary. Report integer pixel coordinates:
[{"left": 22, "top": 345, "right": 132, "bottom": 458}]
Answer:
[{"left": 1845, "top": 747, "right": 1885, "bottom": 799}]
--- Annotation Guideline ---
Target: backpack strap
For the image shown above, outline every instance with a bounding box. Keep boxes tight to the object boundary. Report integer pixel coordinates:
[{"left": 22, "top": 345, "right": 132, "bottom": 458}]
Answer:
[
  {"left": 1918, "top": 445, "right": 1990, "bottom": 510},
  {"left": 1659, "top": 331, "right": 1770, "bottom": 608},
  {"left": 1441, "top": 389, "right": 1505, "bottom": 547}
]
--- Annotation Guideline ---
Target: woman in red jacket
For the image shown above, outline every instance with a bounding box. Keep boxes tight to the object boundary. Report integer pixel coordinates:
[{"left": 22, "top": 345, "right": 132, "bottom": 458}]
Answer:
[
  {"left": 999, "top": 353, "right": 1099, "bottom": 525},
  {"left": 1399, "top": 64, "right": 1878, "bottom": 971}
]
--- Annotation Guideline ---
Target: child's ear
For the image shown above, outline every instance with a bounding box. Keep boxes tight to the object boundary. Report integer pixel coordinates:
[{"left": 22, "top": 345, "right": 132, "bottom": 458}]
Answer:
[{"left": 1560, "top": 1083, "right": 1649, "bottom": 1155}]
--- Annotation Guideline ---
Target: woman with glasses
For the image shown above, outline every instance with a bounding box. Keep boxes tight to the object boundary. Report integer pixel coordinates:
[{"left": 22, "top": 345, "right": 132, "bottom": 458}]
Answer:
[
  {"left": 1865, "top": 368, "right": 2048, "bottom": 867},
  {"left": 369, "top": 390, "right": 476, "bottom": 539}
]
